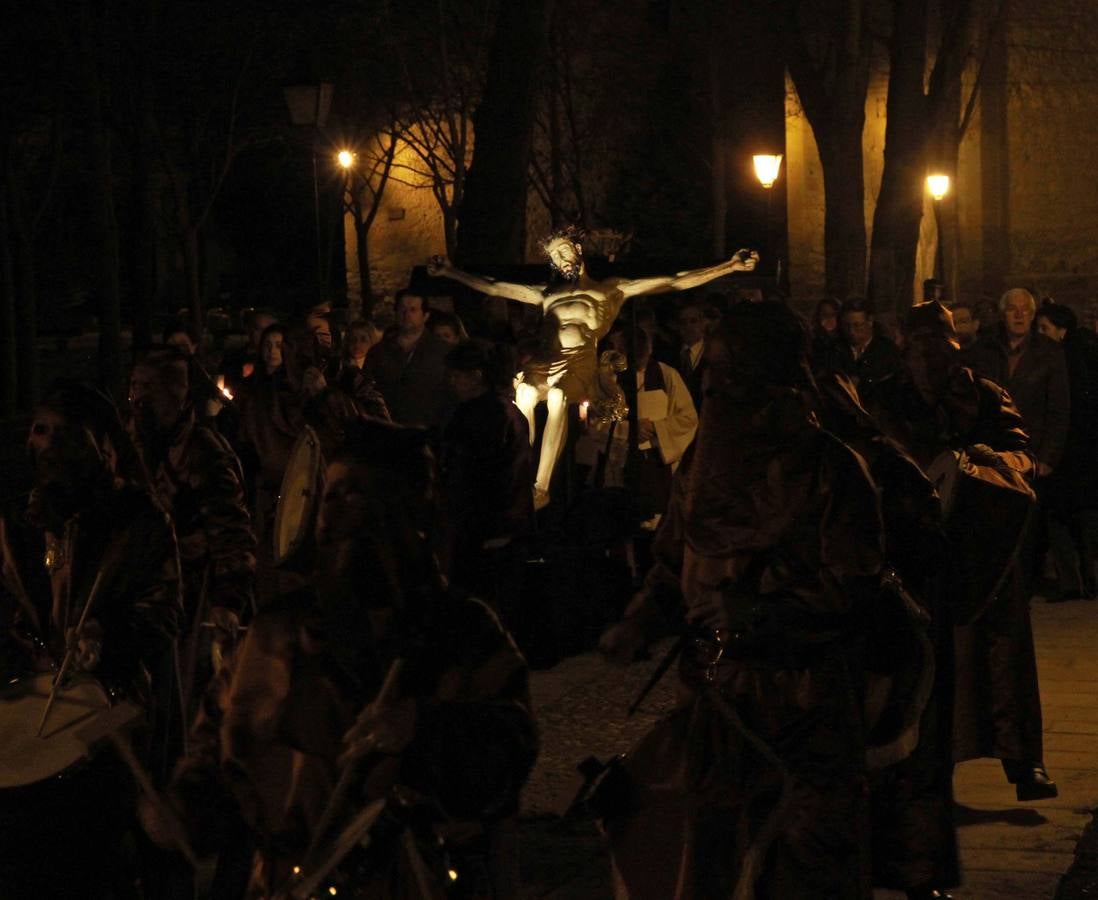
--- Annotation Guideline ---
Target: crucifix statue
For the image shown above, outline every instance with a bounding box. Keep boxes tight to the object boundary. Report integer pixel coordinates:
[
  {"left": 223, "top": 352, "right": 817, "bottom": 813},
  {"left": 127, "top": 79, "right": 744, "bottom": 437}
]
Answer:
[{"left": 428, "top": 228, "right": 758, "bottom": 507}]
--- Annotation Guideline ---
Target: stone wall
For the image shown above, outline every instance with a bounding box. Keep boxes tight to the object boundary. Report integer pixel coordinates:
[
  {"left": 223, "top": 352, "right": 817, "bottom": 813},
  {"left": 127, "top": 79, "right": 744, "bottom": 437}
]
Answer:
[{"left": 1000, "top": 0, "right": 1098, "bottom": 307}]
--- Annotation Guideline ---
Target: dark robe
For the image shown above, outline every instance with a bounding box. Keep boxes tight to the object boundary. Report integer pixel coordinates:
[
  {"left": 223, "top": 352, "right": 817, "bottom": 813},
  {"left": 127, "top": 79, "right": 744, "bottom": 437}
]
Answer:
[
  {"left": 870, "top": 368, "right": 1045, "bottom": 767},
  {"left": 608, "top": 390, "right": 885, "bottom": 900}
]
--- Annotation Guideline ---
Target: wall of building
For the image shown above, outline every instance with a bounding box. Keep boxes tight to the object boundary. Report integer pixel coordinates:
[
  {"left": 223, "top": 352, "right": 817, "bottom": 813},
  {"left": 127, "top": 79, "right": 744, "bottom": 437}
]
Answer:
[{"left": 1000, "top": 0, "right": 1098, "bottom": 308}]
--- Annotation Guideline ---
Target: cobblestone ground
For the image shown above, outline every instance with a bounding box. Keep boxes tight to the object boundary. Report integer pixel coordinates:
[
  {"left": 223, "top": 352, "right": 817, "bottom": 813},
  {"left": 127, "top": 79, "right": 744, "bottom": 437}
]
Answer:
[{"left": 518, "top": 641, "right": 677, "bottom": 899}]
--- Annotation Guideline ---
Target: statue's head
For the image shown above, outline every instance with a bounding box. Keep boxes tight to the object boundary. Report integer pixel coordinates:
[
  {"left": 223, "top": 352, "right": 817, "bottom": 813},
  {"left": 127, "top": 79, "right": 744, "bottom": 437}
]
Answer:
[{"left": 543, "top": 226, "right": 585, "bottom": 281}]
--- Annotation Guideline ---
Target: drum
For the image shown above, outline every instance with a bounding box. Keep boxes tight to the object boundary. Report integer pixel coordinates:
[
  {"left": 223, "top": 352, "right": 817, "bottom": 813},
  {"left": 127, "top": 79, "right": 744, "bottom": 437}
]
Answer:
[
  {"left": 926, "top": 448, "right": 1036, "bottom": 623},
  {"left": 0, "top": 672, "right": 111, "bottom": 789},
  {"left": 273, "top": 425, "right": 323, "bottom": 568}
]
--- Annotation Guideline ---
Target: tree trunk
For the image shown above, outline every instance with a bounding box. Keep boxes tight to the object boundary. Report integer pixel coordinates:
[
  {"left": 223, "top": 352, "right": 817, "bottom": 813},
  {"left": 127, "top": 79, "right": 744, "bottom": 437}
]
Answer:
[
  {"left": 818, "top": 124, "right": 869, "bottom": 298},
  {"left": 784, "top": 1, "right": 872, "bottom": 301},
  {"left": 15, "top": 233, "right": 39, "bottom": 410},
  {"left": 455, "top": 0, "right": 553, "bottom": 265},
  {"left": 0, "top": 184, "right": 18, "bottom": 414},
  {"left": 355, "top": 219, "right": 373, "bottom": 316},
  {"left": 868, "top": 0, "right": 930, "bottom": 318},
  {"left": 91, "top": 114, "right": 122, "bottom": 395},
  {"left": 130, "top": 68, "right": 159, "bottom": 354},
  {"left": 183, "top": 225, "right": 203, "bottom": 340}
]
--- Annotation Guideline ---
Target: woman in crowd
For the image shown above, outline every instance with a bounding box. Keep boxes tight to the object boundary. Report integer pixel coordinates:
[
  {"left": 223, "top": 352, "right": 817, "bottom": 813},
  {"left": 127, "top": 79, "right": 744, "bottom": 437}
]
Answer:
[
  {"left": 234, "top": 323, "right": 305, "bottom": 554},
  {"left": 342, "top": 319, "right": 382, "bottom": 369},
  {"left": 428, "top": 309, "right": 468, "bottom": 346},
  {"left": 810, "top": 296, "right": 842, "bottom": 374}
]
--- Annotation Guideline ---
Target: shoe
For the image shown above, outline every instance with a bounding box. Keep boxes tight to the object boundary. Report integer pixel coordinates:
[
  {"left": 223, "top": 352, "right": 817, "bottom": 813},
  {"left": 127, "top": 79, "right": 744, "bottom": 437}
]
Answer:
[
  {"left": 1015, "top": 765, "right": 1058, "bottom": 801},
  {"left": 906, "top": 888, "right": 954, "bottom": 900}
]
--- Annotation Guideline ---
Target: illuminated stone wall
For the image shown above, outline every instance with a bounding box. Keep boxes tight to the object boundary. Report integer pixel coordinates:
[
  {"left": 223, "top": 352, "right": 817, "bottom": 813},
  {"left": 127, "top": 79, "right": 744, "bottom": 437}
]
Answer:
[{"left": 785, "top": 0, "right": 1098, "bottom": 313}]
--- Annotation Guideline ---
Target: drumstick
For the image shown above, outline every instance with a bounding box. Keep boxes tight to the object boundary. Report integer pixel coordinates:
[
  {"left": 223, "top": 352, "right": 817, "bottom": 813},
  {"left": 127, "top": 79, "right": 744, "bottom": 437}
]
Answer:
[
  {"left": 295, "top": 659, "right": 406, "bottom": 876},
  {"left": 73, "top": 702, "right": 199, "bottom": 867},
  {"left": 36, "top": 563, "right": 111, "bottom": 737}
]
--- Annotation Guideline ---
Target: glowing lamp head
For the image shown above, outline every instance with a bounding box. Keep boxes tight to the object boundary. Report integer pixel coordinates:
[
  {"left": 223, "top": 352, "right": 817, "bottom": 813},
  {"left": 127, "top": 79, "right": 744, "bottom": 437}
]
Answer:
[
  {"left": 927, "top": 174, "right": 950, "bottom": 201},
  {"left": 337, "top": 150, "right": 355, "bottom": 170},
  {"left": 753, "top": 154, "right": 783, "bottom": 189}
]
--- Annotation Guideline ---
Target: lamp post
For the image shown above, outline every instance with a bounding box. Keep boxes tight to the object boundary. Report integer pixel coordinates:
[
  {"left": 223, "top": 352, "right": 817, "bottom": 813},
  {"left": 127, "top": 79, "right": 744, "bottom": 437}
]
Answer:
[
  {"left": 337, "top": 149, "right": 361, "bottom": 316},
  {"left": 927, "top": 173, "right": 950, "bottom": 282},
  {"left": 282, "top": 82, "right": 334, "bottom": 298},
  {"left": 753, "top": 154, "right": 783, "bottom": 287}
]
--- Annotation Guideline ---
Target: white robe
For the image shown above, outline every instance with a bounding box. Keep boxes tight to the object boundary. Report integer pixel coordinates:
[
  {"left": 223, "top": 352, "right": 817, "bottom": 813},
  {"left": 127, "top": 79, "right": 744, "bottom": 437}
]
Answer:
[{"left": 583, "top": 361, "right": 698, "bottom": 489}]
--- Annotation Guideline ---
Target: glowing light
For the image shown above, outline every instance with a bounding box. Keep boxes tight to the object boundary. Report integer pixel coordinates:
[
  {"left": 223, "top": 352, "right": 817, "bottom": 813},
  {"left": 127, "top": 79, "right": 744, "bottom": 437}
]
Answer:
[
  {"left": 329, "top": 887, "right": 338, "bottom": 896},
  {"left": 292, "top": 866, "right": 301, "bottom": 875},
  {"left": 927, "top": 174, "right": 950, "bottom": 201},
  {"left": 448, "top": 869, "right": 459, "bottom": 881},
  {"left": 337, "top": 150, "right": 355, "bottom": 170},
  {"left": 579, "top": 400, "right": 589, "bottom": 424},
  {"left": 753, "top": 154, "right": 783, "bottom": 189},
  {"left": 216, "top": 375, "right": 233, "bottom": 401}
]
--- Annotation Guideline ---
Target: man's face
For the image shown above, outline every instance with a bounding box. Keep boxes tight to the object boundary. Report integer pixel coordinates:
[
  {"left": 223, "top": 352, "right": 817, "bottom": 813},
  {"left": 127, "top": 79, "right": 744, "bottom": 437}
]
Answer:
[
  {"left": 1002, "top": 294, "right": 1035, "bottom": 339},
  {"left": 316, "top": 460, "right": 382, "bottom": 546},
  {"left": 130, "top": 365, "right": 187, "bottom": 435},
  {"left": 166, "top": 332, "right": 197, "bottom": 357},
  {"left": 262, "top": 332, "right": 284, "bottom": 372},
  {"left": 250, "top": 314, "right": 276, "bottom": 351},
  {"left": 397, "top": 295, "right": 427, "bottom": 334},
  {"left": 903, "top": 333, "right": 957, "bottom": 403},
  {"left": 678, "top": 307, "right": 706, "bottom": 346},
  {"left": 952, "top": 307, "right": 978, "bottom": 343},
  {"left": 842, "top": 311, "right": 873, "bottom": 348},
  {"left": 546, "top": 238, "right": 582, "bottom": 280},
  {"left": 347, "top": 327, "right": 373, "bottom": 360},
  {"left": 447, "top": 367, "right": 484, "bottom": 403},
  {"left": 609, "top": 332, "right": 650, "bottom": 367},
  {"left": 28, "top": 409, "right": 102, "bottom": 488},
  {"left": 433, "top": 324, "right": 459, "bottom": 346}
]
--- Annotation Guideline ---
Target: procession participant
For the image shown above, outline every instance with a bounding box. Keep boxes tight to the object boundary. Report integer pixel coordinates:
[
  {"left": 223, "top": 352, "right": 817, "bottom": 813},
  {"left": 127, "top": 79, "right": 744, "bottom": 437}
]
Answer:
[
  {"left": 129, "top": 350, "right": 256, "bottom": 710},
  {"left": 439, "top": 339, "right": 534, "bottom": 624},
  {"left": 871, "top": 301, "right": 1054, "bottom": 802},
  {"left": 429, "top": 227, "right": 757, "bottom": 508},
  {"left": 143, "top": 419, "right": 538, "bottom": 898},
  {"left": 817, "top": 369, "right": 957, "bottom": 900},
  {"left": 598, "top": 302, "right": 885, "bottom": 900},
  {"left": 364, "top": 289, "right": 453, "bottom": 429},
  {"left": 0, "top": 381, "right": 182, "bottom": 897},
  {"left": 590, "top": 323, "right": 697, "bottom": 529}
]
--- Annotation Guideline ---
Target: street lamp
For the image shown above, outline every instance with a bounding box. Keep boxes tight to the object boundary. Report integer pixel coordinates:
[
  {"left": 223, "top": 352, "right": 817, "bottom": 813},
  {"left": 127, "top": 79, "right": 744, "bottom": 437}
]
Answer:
[
  {"left": 753, "top": 154, "right": 783, "bottom": 189},
  {"left": 753, "top": 154, "right": 784, "bottom": 288},
  {"left": 927, "top": 173, "right": 950, "bottom": 281},
  {"left": 282, "top": 82, "right": 334, "bottom": 297},
  {"left": 337, "top": 149, "right": 355, "bottom": 170}
]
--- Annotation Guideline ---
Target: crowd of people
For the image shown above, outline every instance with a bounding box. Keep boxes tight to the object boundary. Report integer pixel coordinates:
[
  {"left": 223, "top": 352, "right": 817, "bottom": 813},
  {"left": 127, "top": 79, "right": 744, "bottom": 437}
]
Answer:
[{"left": 1, "top": 228, "right": 1095, "bottom": 899}]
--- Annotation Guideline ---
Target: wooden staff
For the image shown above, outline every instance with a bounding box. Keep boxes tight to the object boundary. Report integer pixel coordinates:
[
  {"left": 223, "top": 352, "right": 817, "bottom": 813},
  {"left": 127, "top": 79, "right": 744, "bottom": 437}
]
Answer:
[
  {"left": 281, "top": 657, "right": 406, "bottom": 897},
  {"left": 36, "top": 563, "right": 111, "bottom": 737}
]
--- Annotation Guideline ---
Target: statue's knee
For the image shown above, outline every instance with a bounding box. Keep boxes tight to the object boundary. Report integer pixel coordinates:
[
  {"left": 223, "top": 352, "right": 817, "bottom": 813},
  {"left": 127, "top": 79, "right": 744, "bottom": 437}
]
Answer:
[
  {"left": 515, "top": 382, "right": 537, "bottom": 408},
  {"left": 546, "top": 387, "right": 566, "bottom": 412}
]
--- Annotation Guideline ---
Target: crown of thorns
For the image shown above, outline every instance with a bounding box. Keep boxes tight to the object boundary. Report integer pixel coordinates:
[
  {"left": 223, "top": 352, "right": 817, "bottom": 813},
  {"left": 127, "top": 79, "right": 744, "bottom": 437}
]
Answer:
[{"left": 542, "top": 226, "right": 586, "bottom": 253}]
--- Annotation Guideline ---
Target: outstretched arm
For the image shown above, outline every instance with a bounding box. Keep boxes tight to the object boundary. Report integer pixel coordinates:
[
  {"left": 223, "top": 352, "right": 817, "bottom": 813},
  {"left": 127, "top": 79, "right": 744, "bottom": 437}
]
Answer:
[
  {"left": 618, "top": 248, "right": 759, "bottom": 299},
  {"left": 427, "top": 256, "right": 545, "bottom": 306}
]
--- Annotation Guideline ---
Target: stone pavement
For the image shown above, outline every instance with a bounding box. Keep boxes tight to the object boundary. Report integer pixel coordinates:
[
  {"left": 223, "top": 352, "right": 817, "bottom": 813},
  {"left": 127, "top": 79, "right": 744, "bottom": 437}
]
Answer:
[{"left": 518, "top": 597, "right": 1098, "bottom": 898}]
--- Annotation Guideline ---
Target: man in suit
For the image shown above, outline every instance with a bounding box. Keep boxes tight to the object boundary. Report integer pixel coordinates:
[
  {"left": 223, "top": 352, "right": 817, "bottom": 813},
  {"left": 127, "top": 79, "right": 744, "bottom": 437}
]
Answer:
[{"left": 674, "top": 298, "right": 707, "bottom": 409}]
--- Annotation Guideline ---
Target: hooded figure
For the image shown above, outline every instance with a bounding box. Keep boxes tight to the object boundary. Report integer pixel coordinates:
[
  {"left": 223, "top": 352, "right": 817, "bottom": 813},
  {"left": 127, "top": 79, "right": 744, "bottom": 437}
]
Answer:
[{"left": 599, "top": 302, "right": 885, "bottom": 900}]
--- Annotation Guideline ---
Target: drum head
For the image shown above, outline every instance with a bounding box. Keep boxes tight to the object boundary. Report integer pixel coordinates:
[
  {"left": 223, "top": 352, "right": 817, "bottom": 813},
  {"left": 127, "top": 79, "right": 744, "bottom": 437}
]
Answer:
[
  {"left": 274, "top": 426, "right": 323, "bottom": 567},
  {"left": 0, "top": 673, "right": 111, "bottom": 788}
]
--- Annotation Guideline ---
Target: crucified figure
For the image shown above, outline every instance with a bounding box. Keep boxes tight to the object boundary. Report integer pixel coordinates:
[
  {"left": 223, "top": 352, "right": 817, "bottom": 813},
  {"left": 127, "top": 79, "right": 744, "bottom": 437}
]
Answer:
[{"left": 428, "top": 228, "right": 758, "bottom": 507}]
